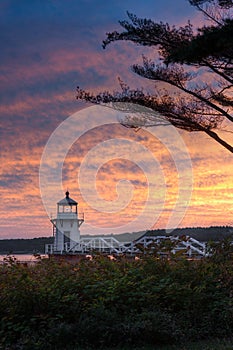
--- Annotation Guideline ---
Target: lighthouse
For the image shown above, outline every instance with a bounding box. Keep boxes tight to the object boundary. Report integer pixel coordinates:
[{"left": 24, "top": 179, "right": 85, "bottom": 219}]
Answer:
[{"left": 51, "top": 191, "right": 84, "bottom": 253}]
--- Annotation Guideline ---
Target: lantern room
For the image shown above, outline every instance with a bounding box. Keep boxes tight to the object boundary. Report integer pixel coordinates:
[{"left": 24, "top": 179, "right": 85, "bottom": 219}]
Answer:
[{"left": 57, "top": 191, "right": 77, "bottom": 214}]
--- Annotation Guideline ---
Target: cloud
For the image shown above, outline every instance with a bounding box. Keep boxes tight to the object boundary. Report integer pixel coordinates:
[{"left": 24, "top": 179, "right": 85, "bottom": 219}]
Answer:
[{"left": 0, "top": 0, "right": 232, "bottom": 238}]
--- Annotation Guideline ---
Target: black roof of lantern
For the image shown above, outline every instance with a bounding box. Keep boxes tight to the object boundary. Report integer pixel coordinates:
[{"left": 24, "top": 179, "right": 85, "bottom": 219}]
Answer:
[{"left": 57, "top": 191, "right": 77, "bottom": 205}]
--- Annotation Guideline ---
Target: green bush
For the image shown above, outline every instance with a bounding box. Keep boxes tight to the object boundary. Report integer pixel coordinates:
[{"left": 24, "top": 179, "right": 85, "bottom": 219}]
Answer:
[{"left": 0, "top": 246, "right": 233, "bottom": 349}]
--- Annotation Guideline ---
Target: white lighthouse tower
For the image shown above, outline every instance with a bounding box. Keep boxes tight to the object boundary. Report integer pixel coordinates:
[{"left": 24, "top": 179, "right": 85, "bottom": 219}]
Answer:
[{"left": 51, "top": 191, "right": 84, "bottom": 253}]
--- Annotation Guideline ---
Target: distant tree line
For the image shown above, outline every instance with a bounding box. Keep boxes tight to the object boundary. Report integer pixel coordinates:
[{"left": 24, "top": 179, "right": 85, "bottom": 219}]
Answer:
[
  {"left": 0, "top": 237, "right": 53, "bottom": 254},
  {"left": 146, "top": 225, "right": 233, "bottom": 241}
]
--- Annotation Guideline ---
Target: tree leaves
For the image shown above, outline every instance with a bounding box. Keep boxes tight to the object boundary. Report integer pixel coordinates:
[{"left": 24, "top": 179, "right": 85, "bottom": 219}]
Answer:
[{"left": 77, "top": 6, "right": 233, "bottom": 153}]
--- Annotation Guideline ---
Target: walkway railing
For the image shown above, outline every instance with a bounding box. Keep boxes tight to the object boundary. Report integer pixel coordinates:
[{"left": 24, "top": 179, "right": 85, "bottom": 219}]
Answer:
[{"left": 45, "top": 234, "right": 207, "bottom": 257}]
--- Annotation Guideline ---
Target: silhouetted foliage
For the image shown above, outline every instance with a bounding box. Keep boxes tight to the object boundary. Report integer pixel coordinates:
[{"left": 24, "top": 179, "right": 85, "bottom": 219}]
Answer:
[
  {"left": 77, "top": 1, "right": 233, "bottom": 153},
  {"left": 1, "top": 250, "right": 233, "bottom": 349},
  {"left": 189, "top": 0, "right": 233, "bottom": 8}
]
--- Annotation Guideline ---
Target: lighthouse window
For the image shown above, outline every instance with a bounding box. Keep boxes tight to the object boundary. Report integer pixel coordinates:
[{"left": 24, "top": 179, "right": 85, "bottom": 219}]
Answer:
[{"left": 64, "top": 206, "right": 71, "bottom": 212}]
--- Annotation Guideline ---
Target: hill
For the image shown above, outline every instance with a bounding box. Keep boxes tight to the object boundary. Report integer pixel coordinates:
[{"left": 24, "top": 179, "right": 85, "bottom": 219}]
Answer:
[
  {"left": 0, "top": 237, "right": 54, "bottom": 254},
  {"left": 146, "top": 226, "right": 233, "bottom": 242}
]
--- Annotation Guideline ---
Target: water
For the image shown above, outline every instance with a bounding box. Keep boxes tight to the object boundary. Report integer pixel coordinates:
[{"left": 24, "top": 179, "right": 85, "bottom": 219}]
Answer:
[{"left": 0, "top": 254, "right": 48, "bottom": 263}]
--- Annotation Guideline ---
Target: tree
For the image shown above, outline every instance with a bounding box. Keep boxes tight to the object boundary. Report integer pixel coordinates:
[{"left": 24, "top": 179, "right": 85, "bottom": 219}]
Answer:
[{"left": 77, "top": 0, "right": 233, "bottom": 153}]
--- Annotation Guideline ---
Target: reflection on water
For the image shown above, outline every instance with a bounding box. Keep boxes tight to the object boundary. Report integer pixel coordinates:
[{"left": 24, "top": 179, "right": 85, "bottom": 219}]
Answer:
[{"left": 0, "top": 254, "right": 48, "bottom": 262}]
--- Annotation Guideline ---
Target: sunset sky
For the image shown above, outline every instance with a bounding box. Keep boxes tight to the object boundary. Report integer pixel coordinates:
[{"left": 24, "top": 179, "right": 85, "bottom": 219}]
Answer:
[{"left": 1, "top": 0, "right": 233, "bottom": 239}]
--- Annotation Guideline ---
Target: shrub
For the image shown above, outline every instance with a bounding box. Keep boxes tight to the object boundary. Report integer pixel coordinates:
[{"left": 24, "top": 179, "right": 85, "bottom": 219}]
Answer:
[{"left": 0, "top": 249, "right": 233, "bottom": 349}]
